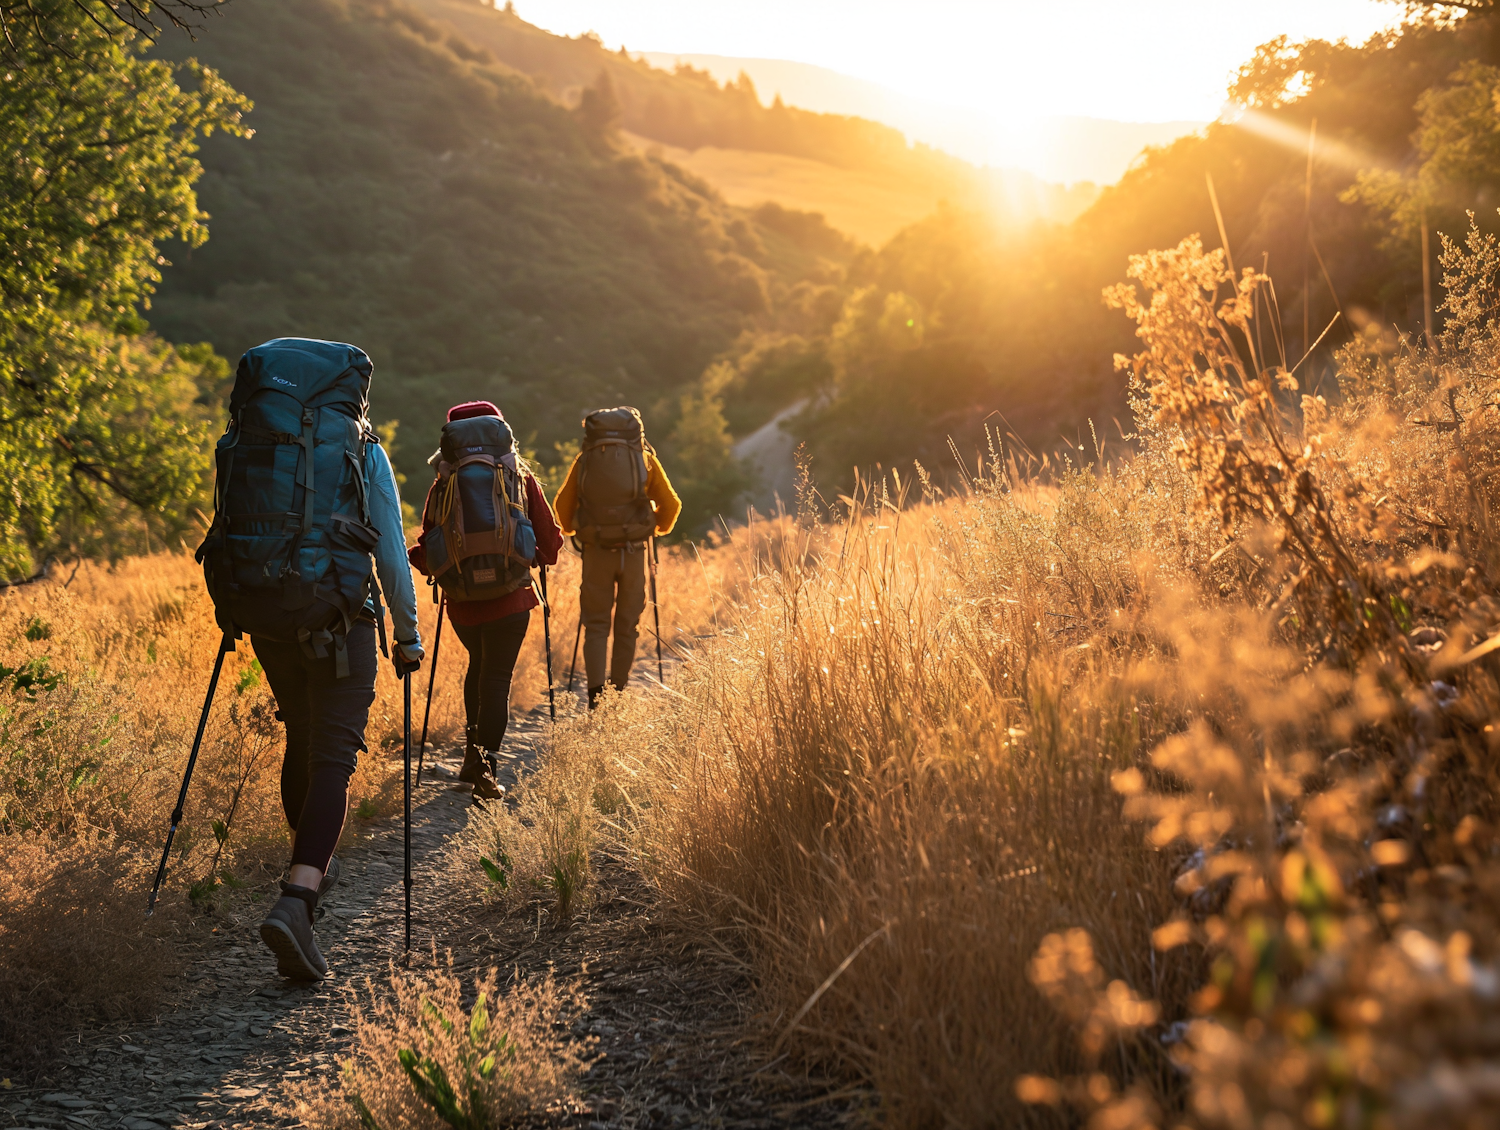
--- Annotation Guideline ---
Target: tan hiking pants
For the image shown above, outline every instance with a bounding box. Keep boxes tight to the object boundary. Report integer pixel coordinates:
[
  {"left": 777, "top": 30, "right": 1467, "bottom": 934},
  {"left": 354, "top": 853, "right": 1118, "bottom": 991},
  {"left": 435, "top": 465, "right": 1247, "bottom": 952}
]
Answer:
[{"left": 580, "top": 543, "right": 648, "bottom": 691}]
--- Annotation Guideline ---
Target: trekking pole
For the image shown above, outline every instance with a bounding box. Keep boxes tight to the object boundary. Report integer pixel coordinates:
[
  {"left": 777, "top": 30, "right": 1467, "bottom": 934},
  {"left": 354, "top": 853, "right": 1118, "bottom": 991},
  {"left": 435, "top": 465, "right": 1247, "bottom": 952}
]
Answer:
[
  {"left": 566, "top": 617, "right": 581, "bottom": 693},
  {"left": 416, "top": 594, "right": 444, "bottom": 779},
  {"left": 539, "top": 565, "right": 556, "bottom": 721},
  {"left": 649, "top": 536, "right": 664, "bottom": 684},
  {"left": 146, "top": 633, "right": 233, "bottom": 916},
  {"left": 403, "top": 668, "right": 413, "bottom": 953}
]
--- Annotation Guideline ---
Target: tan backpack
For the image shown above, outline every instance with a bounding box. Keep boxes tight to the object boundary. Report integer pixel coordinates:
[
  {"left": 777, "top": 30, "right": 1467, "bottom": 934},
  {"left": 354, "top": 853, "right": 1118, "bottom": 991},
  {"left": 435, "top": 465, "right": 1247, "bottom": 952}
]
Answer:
[{"left": 574, "top": 407, "right": 656, "bottom": 548}]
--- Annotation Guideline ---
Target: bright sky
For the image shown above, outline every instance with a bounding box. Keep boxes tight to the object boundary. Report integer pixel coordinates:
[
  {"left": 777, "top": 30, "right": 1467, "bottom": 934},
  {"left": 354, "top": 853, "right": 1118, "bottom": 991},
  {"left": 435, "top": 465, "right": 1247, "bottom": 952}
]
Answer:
[{"left": 509, "top": 0, "right": 1401, "bottom": 124}]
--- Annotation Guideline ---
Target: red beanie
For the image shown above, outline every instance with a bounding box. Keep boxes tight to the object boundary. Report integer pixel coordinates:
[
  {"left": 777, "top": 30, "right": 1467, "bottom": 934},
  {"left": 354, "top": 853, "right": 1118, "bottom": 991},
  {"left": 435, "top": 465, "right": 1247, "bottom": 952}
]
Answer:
[{"left": 447, "top": 400, "right": 502, "bottom": 422}]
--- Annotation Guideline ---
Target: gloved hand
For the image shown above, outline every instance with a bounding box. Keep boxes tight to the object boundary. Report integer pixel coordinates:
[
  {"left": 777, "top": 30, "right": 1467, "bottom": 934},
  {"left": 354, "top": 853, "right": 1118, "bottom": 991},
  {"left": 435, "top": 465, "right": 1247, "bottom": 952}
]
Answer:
[{"left": 393, "top": 639, "right": 423, "bottom": 677}]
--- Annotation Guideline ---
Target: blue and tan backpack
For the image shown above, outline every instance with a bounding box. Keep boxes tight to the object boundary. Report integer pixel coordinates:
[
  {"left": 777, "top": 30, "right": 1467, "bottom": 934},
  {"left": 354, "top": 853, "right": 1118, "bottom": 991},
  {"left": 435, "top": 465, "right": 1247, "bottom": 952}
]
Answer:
[{"left": 421, "top": 414, "right": 537, "bottom": 602}]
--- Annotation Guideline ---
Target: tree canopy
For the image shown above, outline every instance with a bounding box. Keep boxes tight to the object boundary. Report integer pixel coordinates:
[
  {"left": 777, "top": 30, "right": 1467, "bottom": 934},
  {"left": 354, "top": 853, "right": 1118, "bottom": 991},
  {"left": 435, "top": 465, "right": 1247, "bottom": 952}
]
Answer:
[{"left": 0, "top": 0, "right": 247, "bottom": 576}]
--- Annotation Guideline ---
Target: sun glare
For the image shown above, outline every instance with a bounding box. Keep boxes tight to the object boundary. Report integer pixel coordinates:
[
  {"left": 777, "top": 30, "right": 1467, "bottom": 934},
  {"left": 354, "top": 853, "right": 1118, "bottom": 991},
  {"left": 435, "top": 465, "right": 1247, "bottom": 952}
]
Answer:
[{"left": 508, "top": 0, "right": 1401, "bottom": 129}]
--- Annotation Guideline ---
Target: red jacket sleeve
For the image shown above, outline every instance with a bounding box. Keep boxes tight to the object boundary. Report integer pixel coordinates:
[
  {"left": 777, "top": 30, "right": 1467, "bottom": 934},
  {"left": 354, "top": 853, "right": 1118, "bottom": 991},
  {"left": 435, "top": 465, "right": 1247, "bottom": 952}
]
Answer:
[
  {"left": 406, "top": 477, "right": 439, "bottom": 575},
  {"left": 526, "top": 472, "right": 563, "bottom": 567}
]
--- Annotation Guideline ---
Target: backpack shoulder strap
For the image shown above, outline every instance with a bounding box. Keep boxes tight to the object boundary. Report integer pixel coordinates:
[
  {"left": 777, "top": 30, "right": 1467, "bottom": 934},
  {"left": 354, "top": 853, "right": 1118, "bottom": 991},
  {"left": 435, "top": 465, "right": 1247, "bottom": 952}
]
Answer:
[{"left": 297, "top": 407, "right": 317, "bottom": 535}]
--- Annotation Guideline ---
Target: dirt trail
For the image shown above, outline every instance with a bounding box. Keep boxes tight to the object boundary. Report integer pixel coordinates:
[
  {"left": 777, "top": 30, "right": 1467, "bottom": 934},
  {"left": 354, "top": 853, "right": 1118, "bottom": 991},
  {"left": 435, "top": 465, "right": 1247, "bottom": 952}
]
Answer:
[{"left": 0, "top": 709, "right": 860, "bottom": 1130}]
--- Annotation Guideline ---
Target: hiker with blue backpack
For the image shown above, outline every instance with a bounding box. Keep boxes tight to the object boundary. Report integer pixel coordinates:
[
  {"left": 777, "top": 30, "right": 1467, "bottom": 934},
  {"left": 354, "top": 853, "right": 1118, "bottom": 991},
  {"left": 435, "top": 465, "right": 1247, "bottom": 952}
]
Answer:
[
  {"left": 193, "top": 338, "right": 423, "bottom": 982},
  {"left": 408, "top": 401, "right": 563, "bottom": 799}
]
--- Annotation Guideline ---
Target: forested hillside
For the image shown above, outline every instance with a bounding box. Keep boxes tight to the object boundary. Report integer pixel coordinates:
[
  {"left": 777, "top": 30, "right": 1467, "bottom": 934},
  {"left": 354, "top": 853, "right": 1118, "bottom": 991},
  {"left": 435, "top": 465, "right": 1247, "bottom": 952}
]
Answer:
[
  {"left": 149, "top": 0, "right": 852, "bottom": 510},
  {"left": 705, "top": 12, "right": 1500, "bottom": 484}
]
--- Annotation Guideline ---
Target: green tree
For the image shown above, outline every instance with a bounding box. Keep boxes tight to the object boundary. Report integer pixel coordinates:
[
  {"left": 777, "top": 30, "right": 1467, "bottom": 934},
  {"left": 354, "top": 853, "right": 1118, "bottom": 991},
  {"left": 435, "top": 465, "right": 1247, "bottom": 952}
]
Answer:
[
  {"left": 1345, "top": 59, "right": 1500, "bottom": 258},
  {"left": 0, "top": 0, "right": 248, "bottom": 576},
  {"left": 573, "top": 67, "right": 620, "bottom": 138},
  {"left": 662, "top": 363, "right": 749, "bottom": 539}
]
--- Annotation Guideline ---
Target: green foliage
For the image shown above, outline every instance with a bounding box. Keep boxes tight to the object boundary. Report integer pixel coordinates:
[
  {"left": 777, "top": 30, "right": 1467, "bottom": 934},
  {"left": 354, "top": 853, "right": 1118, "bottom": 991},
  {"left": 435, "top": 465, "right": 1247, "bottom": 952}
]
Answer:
[
  {"left": 478, "top": 853, "right": 511, "bottom": 889},
  {"left": 549, "top": 845, "right": 587, "bottom": 920},
  {"left": 396, "top": 992, "right": 514, "bottom": 1129},
  {"left": 661, "top": 362, "right": 751, "bottom": 538},
  {"left": 22, "top": 619, "right": 50, "bottom": 643},
  {"left": 573, "top": 68, "right": 620, "bottom": 138},
  {"left": 1346, "top": 59, "right": 1500, "bottom": 251},
  {"left": 0, "top": 2, "right": 248, "bottom": 577},
  {"left": 0, "top": 658, "right": 63, "bottom": 700},
  {"left": 234, "top": 659, "right": 261, "bottom": 695}
]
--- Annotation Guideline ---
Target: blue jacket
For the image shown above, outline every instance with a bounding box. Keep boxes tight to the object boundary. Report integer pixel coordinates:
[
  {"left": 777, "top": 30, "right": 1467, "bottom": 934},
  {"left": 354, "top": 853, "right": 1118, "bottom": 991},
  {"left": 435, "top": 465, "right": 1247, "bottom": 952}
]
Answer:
[{"left": 365, "top": 439, "right": 421, "bottom": 657}]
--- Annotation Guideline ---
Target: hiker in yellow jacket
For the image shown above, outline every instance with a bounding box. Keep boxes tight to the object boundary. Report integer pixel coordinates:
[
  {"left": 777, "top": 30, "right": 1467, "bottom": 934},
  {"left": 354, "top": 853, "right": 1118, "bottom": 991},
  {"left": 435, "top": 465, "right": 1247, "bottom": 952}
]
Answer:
[{"left": 553, "top": 407, "right": 681, "bottom": 707}]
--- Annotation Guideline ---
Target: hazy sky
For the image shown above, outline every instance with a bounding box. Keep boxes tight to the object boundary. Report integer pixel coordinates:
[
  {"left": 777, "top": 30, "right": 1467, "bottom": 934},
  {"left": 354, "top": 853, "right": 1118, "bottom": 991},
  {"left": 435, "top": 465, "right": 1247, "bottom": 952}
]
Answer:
[{"left": 507, "top": 0, "right": 1401, "bottom": 123}]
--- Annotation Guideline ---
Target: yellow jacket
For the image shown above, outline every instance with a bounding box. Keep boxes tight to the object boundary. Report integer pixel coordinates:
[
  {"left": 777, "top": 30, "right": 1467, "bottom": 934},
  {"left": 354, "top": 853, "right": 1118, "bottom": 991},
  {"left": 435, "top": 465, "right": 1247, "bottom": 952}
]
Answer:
[{"left": 553, "top": 444, "right": 681, "bottom": 538}]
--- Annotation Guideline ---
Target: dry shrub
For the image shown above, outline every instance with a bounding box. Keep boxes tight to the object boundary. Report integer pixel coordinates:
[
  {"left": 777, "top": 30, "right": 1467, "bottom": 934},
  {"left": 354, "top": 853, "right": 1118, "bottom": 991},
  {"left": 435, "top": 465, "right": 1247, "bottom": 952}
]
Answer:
[
  {"left": 289, "top": 964, "right": 583, "bottom": 1129},
  {"left": 1017, "top": 221, "right": 1500, "bottom": 1130},
  {"left": 0, "top": 838, "right": 179, "bottom": 1073}
]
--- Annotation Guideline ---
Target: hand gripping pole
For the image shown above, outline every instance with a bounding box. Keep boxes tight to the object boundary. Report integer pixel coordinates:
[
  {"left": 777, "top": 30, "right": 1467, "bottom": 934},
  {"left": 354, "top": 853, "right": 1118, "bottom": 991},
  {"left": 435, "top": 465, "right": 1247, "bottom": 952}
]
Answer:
[{"left": 146, "top": 633, "right": 233, "bottom": 916}]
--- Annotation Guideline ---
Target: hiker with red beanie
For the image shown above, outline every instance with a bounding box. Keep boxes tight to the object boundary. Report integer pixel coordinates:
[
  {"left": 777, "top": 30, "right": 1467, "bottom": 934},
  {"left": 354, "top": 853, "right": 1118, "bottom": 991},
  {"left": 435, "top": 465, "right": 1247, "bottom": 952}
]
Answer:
[{"left": 408, "top": 401, "right": 563, "bottom": 799}]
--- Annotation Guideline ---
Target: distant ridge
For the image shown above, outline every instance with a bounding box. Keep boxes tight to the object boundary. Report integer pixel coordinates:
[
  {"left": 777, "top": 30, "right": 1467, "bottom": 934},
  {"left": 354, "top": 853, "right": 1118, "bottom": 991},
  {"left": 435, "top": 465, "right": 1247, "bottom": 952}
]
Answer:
[
  {"left": 638, "top": 52, "right": 1205, "bottom": 186},
  {"left": 402, "top": 0, "right": 1101, "bottom": 237}
]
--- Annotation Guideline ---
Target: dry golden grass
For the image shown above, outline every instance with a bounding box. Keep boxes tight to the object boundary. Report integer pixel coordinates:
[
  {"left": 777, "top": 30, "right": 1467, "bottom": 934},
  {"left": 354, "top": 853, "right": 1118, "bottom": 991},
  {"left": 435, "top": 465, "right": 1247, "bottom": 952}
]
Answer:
[
  {"left": 619, "top": 130, "right": 932, "bottom": 247},
  {"left": 441, "top": 220, "right": 1500, "bottom": 1128}
]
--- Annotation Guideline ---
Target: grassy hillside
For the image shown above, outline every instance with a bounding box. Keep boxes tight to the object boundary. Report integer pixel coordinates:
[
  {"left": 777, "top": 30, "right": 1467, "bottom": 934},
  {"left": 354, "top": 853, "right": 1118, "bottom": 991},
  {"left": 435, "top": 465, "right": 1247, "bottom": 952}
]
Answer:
[
  {"left": 400, "top": 0, "right": 1090, "bottom": 232},
  {"left": 620, "top": 132, "right": 955, "bottom": 247},
  {"left": 148, "top": 0, "right": 850, "bottom": 492}
]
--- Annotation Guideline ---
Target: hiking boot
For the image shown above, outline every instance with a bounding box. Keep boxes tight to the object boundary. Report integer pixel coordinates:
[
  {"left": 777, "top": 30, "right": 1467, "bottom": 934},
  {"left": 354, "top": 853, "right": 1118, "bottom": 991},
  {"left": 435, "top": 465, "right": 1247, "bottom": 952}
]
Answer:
[
  {"left": 588, "top": 685, "right": 603, "bottom": 710},
  {"left": 458, "top": 726, "right": 484, "bottom": 784},
  {"left": 259, "top": 881, "right": 327, "bottom": 982},
  {"left": 472, "top": 750, "right": 504, "bottom": 801}
]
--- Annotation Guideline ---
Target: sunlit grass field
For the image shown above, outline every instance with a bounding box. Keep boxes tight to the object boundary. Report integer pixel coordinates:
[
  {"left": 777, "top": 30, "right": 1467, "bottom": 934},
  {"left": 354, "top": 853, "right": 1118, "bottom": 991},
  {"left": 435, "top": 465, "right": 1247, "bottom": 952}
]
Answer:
[{"left": 622, "top": 130, "right": 952, "bottom": 247}]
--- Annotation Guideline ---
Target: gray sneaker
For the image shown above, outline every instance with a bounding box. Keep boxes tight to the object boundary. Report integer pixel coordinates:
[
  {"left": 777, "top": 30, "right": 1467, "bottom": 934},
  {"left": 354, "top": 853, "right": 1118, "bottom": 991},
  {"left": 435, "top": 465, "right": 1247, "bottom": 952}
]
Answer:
[{"left": 259, "top": 882, "right": 327, "bottom": 981}]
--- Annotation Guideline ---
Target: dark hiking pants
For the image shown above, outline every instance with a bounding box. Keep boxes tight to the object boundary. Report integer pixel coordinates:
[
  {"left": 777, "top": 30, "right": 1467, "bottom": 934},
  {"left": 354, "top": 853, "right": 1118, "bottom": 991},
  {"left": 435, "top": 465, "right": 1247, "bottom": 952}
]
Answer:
[
  {"left": 253, "top": 618, "right": 377, "bottom": 874},
  {"left": 453, "top": 610, "right": 530, "bottom": 752}
]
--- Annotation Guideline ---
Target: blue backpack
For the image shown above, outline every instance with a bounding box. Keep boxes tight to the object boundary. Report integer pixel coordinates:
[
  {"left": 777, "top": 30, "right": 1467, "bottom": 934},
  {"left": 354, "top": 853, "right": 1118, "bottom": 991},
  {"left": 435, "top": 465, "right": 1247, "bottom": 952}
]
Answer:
[
  {"left": 196, "top": 338, "right": 382, "bottom": 675},
  {"left": 421, "top": 414, "right": 536, "bottom": 602}
]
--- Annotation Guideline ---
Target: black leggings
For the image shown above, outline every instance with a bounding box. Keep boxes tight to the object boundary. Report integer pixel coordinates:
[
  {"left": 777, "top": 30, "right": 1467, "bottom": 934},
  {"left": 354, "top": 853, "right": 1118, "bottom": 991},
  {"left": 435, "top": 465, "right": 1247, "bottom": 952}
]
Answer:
[
  {"left": 452, "top": 610, "right": 530, "bottom": 751},
  {"left": 252, "top": 619, "right": 377, "bottom": 873}
]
